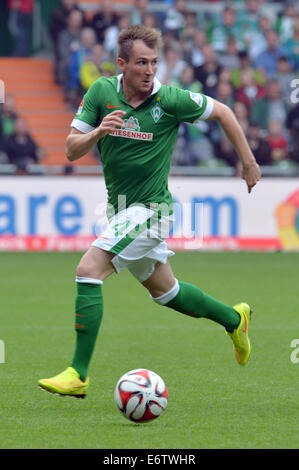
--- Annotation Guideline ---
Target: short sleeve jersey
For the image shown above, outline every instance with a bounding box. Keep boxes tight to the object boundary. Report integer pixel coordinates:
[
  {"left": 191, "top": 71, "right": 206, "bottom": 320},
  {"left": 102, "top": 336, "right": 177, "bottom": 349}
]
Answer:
[{"left": 71, "top": 74, "right": 214, "bottom": 211}]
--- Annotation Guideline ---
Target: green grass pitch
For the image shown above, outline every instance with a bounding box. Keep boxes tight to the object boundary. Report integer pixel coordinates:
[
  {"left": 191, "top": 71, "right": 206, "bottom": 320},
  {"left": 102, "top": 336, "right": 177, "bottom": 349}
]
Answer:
[{"left": 1, "top": 251, "right": 298, "bottom": 449}]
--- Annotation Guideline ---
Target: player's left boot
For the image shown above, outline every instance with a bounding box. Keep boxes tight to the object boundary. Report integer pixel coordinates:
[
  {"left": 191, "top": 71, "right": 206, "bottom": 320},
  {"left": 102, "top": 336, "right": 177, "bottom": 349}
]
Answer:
[
  {"left": 227, "top": 302, "right": 253, "bottom": 366},
  {"left": 38, "top": 367, "right": 89, "bottom": 399}
]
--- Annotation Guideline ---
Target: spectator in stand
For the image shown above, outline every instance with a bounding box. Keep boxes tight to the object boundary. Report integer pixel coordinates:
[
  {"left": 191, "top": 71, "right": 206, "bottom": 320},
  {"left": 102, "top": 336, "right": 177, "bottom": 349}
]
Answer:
[
  {"left": 194, "top": 44, "right": 222, "bottom": 98},
  {"left": 50, "top": 0, "right": 84, "bottom": 83},
  {"left": 283, "top": 15, "right": 299, "bottom": 72},
  {"left": 103, "top": 13, "right": 131, "bottom": 61},
  {"left": 4, "top": 117, "right": 45, "bottom": 173},
  {"left": 218, "top": 68, "right": 233, "bottom": 86},
  {"left": 57, "top": 9, "right": 84, "bottom": 91},
  {"left": 266, "top": 119, "right": 289, "bottom": 162},
  {"left": 99, "top": 62, "right": 117, "bottom": 79},
  {"left": 90, "top": 0, "right": 119, "bottom": 44},
  {"left": 231, "top": 50, "right": 266, "bottom": 90},
  {"left": 179, "top": 11, "right": 198, "bottom": 59},
  {"left": 67, "top": 27, "right": 97, "bottom": 108},
  {"left": 172, "top": 64, "right": 202, "bottom": 93},
  {"left": 208, "top": 98, "right": 250, "bottom": 169},
  {"left": 233, "top": 101, "right": 249, "bottom": 134},
  {"left": 251, "top": 79, "right": 289, "bottom": 131},
  {"left": 211, "top": 6, "right": 245, "bottom": 53},
  {"left": 215, "top": 80, "right": 235, "bottom": 109},
  {"left": 238, "top": 0, "right": 261, "bottom": 37},
  {"left": 245, "top": 14, "right": 273, "bottom": 61},
  {"left": 160, "top": 30, "right": 178, "bottom": 56},
  {"left": 0, "top": 94, "right": 18, "bottom": 159},
  {"left": 156, "top": 44, "right": 187, "bottom": 85},
  {"left": 246, "top": 121, "right": 273, "bottom": 166},
  {"left": 131, "top": 0, "right": 149, "bottom": 26},
  {"left": 236, "top": 68, "right": 267, "bottom": 111},
  {"left": 188, "top": 30, "right": 208, "bottom": 69},
  {"left": 171, "top": 123, "right": 191, "bottom": 166},
  {"left": 286, "top": 102, "right": 299, "bottom": 163},
  {"left": 163, "top": 0, "right": 186, "bottom": 39},
  {"left": 50, "top": 0, "right": 82, "bottom": 44},
  {"left": 142, "top": 13, "right": 159, "bottom": 30},
  {"left": 276, "top": 55, "right": 298, "bottom": 106},
  {"left": 216, "top": 131, "right": 239, "bottom": 169},
  {"left": 170, "top": 64, "right": 215, "bottom": 165},
  {"left": 188, "top": 119, "right": 215, "bottom": 166},
  {"left": 0, "top": 94, "right": 19, "bottom": 139},
  {"left": 278, "top": 1, "right": 298, "bottom": 45},
  {"left": 217, "top": 36, "right": 241, "bottom": 70},
  {"left": 79, "top": 43, "right": 113, "bottom": 91},
  {"left": 7, "top": 0, "right": 34, "bottom": 57},
  {"left": 239, "top": 0, "right": 277, "bottom": 57},
  {"left": 254, "top": 30, "right": 286, "bottom": 78}
]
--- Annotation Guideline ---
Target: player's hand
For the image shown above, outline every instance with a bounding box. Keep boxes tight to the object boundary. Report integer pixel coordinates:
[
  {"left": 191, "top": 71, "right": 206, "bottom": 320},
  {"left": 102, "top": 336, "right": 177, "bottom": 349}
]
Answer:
[
  {"left": 242, "top": 161, "right": 261, "bottom": 193},
  {"left": 98, "top": 110, "right": 126, "bottom": 138}
]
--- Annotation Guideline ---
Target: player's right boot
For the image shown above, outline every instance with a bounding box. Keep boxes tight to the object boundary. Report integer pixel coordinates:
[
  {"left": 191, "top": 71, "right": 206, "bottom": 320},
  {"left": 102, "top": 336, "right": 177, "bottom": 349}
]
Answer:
[
  {"left": 226, "top": 303, "right": 253, "bottom": 366},
  {"left": 38, "top": 367, "right": 89, "bottom": 399}
]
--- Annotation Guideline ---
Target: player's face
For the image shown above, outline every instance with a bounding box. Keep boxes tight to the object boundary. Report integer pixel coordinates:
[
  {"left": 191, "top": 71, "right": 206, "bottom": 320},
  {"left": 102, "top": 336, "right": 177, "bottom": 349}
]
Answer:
[{"left": 119, "top": 40, "right": 158, "bottom": 95}]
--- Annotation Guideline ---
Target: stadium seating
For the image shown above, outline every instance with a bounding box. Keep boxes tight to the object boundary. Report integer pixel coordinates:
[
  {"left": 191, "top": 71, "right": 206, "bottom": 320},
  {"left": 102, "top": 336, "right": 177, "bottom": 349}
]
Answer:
[{"left": 0, "top": 57, "right": 95, "bottom": 168}]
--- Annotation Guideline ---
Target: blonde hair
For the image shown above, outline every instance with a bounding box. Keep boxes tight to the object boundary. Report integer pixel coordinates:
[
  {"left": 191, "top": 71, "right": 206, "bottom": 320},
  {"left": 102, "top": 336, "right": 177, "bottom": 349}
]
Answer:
[{"left": 118, "top": 25, "right": 162, "bottom": 62}]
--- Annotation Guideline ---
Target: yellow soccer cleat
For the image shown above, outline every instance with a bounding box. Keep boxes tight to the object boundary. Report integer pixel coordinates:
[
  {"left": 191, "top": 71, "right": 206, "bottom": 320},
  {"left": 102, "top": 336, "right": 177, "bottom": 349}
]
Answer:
[
  {"left": 38, "top": 367, "right": 89, "bottom": 399},
  {"left": 227, "top": 303, "right": 253, "bottom": 366}
]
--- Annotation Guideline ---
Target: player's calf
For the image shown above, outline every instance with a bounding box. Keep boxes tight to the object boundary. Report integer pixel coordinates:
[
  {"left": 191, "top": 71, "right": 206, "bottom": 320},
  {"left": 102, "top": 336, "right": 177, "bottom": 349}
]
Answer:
[{"left": 151, "top": 280, "right": 252, "bottom": 365}]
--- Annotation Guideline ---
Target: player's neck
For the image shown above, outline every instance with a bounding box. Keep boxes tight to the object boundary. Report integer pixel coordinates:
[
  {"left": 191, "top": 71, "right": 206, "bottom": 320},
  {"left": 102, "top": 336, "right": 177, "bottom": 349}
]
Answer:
[{"left": 122, "top": 80, "right": 153, "bottom": 108}]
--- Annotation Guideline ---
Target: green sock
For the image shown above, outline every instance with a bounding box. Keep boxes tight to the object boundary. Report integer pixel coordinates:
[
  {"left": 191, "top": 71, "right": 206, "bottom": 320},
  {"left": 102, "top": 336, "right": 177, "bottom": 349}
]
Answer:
[
  {"left": 70, "top": 282, "right": 103, "bottom": 381},
  {"left": 165, "top": 282, "right": 240, "bottom": 332}
]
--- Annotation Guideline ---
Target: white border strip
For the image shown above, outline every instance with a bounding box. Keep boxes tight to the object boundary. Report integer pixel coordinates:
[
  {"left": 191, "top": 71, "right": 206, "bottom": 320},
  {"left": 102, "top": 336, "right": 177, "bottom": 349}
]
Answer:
[
  {"left": 76, "top": 276, "right": 103, "bottom": 285},
  {"left": 151, "top": 279, "right": 180, "bottom": 305},
  {"left": 71, "top": 119, "right": 95, "bottom": 134}
]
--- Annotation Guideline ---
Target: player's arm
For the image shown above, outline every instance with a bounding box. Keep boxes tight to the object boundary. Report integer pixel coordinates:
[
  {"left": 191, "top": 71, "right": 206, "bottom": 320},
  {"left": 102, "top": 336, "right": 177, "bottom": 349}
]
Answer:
[
  {"left": 66, "top": 110, "right": 126, "bottom": 161},
  {"left": 208, "top": 99, "right": 261, "bottom": 193}
]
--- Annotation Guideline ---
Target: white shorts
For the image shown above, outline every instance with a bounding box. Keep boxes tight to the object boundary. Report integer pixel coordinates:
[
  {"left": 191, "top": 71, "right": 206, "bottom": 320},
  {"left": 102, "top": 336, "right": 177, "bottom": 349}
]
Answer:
[{"left": 92, "top": 205, "right": 175, "bottom": 282}]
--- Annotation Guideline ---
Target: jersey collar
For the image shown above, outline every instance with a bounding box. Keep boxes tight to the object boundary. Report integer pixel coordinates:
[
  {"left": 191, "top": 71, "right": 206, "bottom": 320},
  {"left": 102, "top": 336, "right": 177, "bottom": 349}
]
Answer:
[{"left": 116, "top": 74, "right": 162, "bottom": 96}]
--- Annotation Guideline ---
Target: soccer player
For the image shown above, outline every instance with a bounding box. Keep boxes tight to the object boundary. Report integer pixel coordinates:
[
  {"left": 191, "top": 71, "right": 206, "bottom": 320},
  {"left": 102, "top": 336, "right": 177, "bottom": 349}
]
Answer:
[{"left": 38, "top": 25, "right": 261, "bottom": 398}]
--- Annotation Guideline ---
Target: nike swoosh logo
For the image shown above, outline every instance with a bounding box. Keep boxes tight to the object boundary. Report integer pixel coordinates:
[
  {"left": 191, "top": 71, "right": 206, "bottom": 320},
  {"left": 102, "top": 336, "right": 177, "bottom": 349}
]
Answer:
[{"left": 107, "top": 103, "right": 121, "bottom": 109}]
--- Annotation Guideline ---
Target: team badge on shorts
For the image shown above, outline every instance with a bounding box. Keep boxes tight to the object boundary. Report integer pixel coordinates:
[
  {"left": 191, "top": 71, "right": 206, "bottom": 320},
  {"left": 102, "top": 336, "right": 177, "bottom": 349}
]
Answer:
[{"left": 150, "top": 103, "right": 164, "bottom": 123}]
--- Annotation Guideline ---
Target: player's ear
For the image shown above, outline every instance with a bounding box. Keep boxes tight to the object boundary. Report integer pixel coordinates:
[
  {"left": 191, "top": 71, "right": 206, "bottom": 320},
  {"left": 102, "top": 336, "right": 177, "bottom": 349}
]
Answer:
[{"left": 117, "top": 57, "right": 126, "bottom": 72}]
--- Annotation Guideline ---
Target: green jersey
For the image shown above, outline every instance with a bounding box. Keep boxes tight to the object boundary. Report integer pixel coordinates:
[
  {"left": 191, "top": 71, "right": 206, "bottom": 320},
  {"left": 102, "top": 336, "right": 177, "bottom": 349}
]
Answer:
[{"left": 71, "top": 75, "right": 214, "bottom": 211}]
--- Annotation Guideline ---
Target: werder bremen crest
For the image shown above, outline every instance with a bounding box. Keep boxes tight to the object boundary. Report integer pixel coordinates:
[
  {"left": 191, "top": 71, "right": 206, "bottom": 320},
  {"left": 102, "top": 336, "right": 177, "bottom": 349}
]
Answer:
[{"left": 150, "top": 103, "right": 164, "bottom": 123}]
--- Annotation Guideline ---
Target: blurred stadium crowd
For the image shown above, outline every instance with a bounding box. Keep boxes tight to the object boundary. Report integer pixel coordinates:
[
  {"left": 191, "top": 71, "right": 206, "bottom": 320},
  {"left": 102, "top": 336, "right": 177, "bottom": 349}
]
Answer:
[{"left": 1, "top": 0, "right": 299, "bottom": 173}]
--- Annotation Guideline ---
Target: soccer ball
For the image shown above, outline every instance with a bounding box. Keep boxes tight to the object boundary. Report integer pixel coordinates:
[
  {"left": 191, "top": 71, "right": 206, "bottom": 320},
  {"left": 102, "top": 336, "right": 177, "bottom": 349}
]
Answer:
[{"left": 114, "top": 368, "right": 168, "bottom": 422}]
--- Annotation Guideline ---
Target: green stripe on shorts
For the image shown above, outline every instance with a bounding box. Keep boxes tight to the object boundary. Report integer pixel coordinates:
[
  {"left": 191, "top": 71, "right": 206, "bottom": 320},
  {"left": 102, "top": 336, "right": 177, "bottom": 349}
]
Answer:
[{"left": 109, "top": 210, "right": 161, "bottom": 256}]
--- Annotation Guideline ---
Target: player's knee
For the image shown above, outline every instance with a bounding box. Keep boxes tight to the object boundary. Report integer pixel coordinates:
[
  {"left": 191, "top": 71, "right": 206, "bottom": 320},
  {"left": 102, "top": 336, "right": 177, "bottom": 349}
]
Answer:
[
  {"left": 150, "top": 280, "right": 180, "bottom": 305},
  {"left": 76, "top": 256, "right": 102, "bottom": 278},
  {"left": 76, "top": 261, "right": 93, "bottom": 279},
  {"left": 76, "top": 256, "right": 115, "bottom": 281}
]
